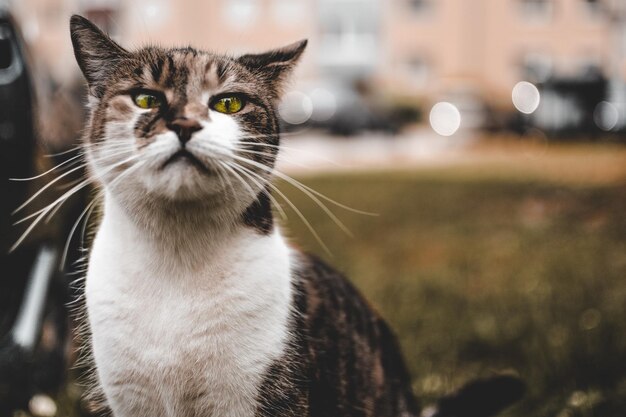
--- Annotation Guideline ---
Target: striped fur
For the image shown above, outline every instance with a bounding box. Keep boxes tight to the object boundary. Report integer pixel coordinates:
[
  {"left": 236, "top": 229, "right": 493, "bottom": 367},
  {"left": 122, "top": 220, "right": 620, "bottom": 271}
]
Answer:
[{"left": 70, "top": 14, "right": 420, "bottom": 417}]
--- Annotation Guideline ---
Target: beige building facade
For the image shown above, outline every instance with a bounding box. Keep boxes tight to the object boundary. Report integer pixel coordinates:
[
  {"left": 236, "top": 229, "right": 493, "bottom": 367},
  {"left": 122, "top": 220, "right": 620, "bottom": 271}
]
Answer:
[{"left": 5, "top": 0, "right": 626, "bottom": 108}]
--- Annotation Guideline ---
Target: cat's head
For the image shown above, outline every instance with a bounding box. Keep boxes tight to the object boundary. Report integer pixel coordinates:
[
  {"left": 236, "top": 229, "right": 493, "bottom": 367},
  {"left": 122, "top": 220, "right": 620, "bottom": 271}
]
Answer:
[{"left": 70, "top": 15, "right": 306, "bottom": 214}]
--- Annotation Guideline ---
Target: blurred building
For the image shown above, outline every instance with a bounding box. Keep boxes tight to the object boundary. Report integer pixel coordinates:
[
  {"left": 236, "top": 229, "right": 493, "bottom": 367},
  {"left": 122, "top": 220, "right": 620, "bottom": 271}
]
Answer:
[{"left": 3, "top": 0, "right": 626, "bottom": 127}]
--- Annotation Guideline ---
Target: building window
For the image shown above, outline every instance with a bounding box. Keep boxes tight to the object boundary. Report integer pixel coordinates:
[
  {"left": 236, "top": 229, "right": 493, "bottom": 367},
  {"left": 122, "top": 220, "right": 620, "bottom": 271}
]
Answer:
[
  {"left": 84, "top": 8, "right": 118, "bottom": 35},
  {"left": 406, "top": 55, "right": 430, "bottom": 86},
  {"left": 318, "top": 0, "right": 379, "bottom": 74},
  {"left": 223, "top": 0, "right": 259, "bottom": 29},
  {"left": 581, "top": 0, "right": 603, "bottom": 18},
  {"left": 406, "top": 0, "right": 433, "bottom": 15},
  {"left": 576, "top": 56, "right": 603, "bottom": 79},
  {"left": 79, "top": 0, "right": 121, "bottom": 35},
  {"left": 271, "top": 0, "right": 306, "bottom": 25},
  {"left": 518, "top": 0, "right": 553, "bottom": 23},
  {"left": 583, "top": 0, "right": 601, "bottom": 8},
  {"left": 520, "top": 53, "right": 553, "bottom": 82}
]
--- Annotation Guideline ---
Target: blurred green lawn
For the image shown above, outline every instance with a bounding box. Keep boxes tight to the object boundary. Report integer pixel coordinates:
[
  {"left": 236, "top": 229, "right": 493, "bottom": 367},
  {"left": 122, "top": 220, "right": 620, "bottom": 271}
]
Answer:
[
  {"left": 276, "top": 144, "right": 626, "bottom": 417},
  {"left": 52, "top": 142, "right": 625, "bottom": 417}
]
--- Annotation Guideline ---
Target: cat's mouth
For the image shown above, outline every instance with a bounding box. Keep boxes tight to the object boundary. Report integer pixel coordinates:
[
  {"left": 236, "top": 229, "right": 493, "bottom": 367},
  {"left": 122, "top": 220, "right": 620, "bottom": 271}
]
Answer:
[{"left": 161, "top": 149, "right": 210, "bottom": 173}]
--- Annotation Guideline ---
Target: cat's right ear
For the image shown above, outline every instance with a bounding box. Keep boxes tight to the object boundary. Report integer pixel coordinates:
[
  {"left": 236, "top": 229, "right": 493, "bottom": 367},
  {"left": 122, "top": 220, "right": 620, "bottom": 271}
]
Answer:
[
  {"left": 237, "top": 40, "right": 308, "bottom": 96},
  {"left": 70, "top": 15, "right": 128, "bottom": 95}
]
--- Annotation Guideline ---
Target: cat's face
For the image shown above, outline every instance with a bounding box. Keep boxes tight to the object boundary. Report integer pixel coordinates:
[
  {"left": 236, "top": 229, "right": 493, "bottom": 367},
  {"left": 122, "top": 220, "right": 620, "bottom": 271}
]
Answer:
[{"left": 70, "top": 15, "right": 305, "bottom": 207}]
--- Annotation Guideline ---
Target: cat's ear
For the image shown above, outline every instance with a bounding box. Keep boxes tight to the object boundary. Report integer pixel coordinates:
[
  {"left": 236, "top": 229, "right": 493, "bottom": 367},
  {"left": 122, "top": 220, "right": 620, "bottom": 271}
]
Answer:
[
  {"left": 70, "top": 15, "right": 128, "bottom": 94},
  {"left": 237, "top": 40, "right": 308, "bottom": 92}
]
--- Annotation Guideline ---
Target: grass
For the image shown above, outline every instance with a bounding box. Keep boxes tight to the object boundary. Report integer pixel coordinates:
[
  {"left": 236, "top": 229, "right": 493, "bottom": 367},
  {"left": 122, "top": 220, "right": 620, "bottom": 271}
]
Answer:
[
  {"left": 275, "top": 146, "right": 626, "bottom": 417},
  {"left": 50, "top": 142, "right": 625, "bottom": 417}
]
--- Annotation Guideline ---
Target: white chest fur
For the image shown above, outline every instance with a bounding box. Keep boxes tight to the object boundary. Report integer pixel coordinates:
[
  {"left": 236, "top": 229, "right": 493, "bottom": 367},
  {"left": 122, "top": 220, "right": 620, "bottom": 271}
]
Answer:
[{"left": 86, "top": 198, "right": 293, "bottom": 417}]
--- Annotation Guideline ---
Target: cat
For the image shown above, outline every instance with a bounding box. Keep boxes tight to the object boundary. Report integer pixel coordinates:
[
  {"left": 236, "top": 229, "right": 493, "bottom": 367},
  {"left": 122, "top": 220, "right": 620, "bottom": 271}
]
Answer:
[{"left": 69, "top": 15, "right": 523, "bottom": 417}]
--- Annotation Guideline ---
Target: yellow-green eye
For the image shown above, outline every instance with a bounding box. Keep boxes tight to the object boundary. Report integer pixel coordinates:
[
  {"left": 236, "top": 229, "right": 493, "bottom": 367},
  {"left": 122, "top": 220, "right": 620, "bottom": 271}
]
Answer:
[
  {"left": 212, "top": 96, "right": 244, "bottom": 114},
  {"left": 133, "top": 93, "right": 162, "bottom": 109}
]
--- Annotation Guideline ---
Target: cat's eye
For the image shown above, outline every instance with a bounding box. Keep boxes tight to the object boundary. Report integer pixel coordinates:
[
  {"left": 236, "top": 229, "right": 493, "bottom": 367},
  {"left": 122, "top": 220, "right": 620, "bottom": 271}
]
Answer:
[
  {"left": 133, "top": 93, "right": 162, "bottom": 109},
  {"left": 212, "top": 96, "right": 244, "bottom": 114}
]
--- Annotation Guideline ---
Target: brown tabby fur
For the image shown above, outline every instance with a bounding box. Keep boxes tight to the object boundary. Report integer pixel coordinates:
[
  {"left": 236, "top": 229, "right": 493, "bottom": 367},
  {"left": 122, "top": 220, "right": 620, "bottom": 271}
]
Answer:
[{"left": 70, "top": 15, "right": 523, "bottom": 417}]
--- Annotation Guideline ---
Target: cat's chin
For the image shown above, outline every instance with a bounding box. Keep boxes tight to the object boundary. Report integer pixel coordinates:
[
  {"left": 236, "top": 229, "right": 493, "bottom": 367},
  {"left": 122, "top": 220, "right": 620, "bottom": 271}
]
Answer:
[{"left": 136, "top": 161, "right": 225, "bottom": 202}]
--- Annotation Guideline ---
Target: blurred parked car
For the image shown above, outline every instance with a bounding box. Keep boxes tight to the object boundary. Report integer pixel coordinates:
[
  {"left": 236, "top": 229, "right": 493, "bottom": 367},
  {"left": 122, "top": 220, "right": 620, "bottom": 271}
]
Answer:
[
  {"left": 280, "top": 78, "right": 421, "bottom": 136},
  {"left": 0, "top": 9, "right": 80, "bottom": 416}
]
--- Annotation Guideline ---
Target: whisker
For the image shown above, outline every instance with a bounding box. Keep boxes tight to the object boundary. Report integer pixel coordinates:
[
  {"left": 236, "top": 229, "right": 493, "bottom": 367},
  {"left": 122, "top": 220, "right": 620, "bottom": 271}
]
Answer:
[
  {"left": 10, "top": 179, "right": 93, "bottom": 251},
  {"left": 10, "top": 154, "right": 140, "bottom": 252},
  {"left": 217, "top": 160, "right": 237, "bottom": 197},
  {"left": 10, "top": 152, "right": 85, "bottom": 182},
  {"left": 218, "top": 162, "right": 262, "bottom": 205},
  {"left": 196, "top": 142, "right": 373, "bottom": 238},
  {"left": 43, "top": 151, "right": 135, "bottom": 224},
  {"left": 12, "top": 147, "right": 134, "bottom": 214},
  {"left": 13, "top": 179, "right": 93, "bottom": 226},
  {"left": 61, "top": 197, "right": 98, "bottom": 268},
  {"left": 236, "top": 141, "right": 345, "bottom": 168},
  {"left": 200, "top": 144, "right": 350, "bottom": 208},
  {"left": 61, "top": 157, "right": 145, "bottom": 268},
  {"left": 227, "top": 161, "right": 331, "bottom": 256},
  {"left": 236, "top": 129, "right": 309, "bottom": 141},
  {"left": 44, "top": 146, "right": 81, "bottom": 158},
  {"left": 231, "top": 147, "right": 308, "bottom": 169},
  {"left": 213, "top": 163, "right": 230, "bottom": 194},
  {"left": 229, "top": 154, "right": 355, "bottom": 237},
  {"left": 79, "top": 192, "right": 100, "bottom": 251},
  {"left": 220, "top": 161, "right": 287, "bottom": 221},
  {"left": 259, "top": 160, "right": 375, "bottom": 215},
  {"left": 107, "top": 159, "right": 147, "bottom": 190},
  {"left": 12, "top": 163, "right": 90, "bottom": 214}
]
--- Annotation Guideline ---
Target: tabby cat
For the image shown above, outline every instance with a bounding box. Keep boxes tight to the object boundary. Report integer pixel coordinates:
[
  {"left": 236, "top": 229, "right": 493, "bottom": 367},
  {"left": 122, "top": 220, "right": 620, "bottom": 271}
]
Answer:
[{"left": 69, "top": 15, "right": 522, "bottom": 417}]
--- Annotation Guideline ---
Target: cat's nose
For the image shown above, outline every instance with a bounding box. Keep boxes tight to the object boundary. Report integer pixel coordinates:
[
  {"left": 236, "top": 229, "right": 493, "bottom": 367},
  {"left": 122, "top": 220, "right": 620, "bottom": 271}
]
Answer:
[{"left": 167, "top": 118, "right": 202, "bottom": 145}]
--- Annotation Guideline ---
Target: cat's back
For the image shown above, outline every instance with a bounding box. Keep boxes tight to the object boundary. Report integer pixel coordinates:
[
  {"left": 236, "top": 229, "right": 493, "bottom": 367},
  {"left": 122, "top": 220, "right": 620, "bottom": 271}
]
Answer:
[{"left": 258, "top": 253, "right": 420, "bottom": 417}]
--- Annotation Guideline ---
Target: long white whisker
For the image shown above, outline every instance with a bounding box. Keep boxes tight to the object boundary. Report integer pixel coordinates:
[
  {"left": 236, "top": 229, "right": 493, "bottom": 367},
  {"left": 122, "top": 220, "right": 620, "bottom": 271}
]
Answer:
[
  {"left": 231, "top": 147, "right": 308, "bottom": 169},
  {"left": 221, "top": 161, "right": 287, "bottom": 221},
  {"left": 13, "top": 179, "right": 91, "bottom": 226},
  {"left": 12, "top": 163, "right": 90, "bottom": 215},
  {"left": 61, "top": 157, "right": 144, "bottom": 268},
  {"left": 10, "top": 179, "right": 93, "bottom": 251},
  {"left": 199, "top": 144, "right": 355, "bottom": 214},
  {"left": 235, "top": 129, "right": 308, "bottom": 141},
  {"left": 107, "top": 159, "right": 147, "bottom": 190},
  {"left": 214, "top": 163, "right": 229, "bottom": 193},
  {"left": 10, "top": 154, "right": 140, "bottom": 252},
  {"left": 227, "top": 161, "right": 331, "bottom": 255},
  {"left": 10, "top": 152, "right": 85, "bottom": 182},
  {"left": 12, "top": 147, "right": 134, "bottom": 214},
  {"left": 44, "top": 151, "right": 143, "bottom": 223},
  {"left": 44, "top": 146, "right": 81, "bottom": 158},
  {"left": 61, "top": 198, "right": 98, "bottom": 268},
  {"left": 80, "top": 192, "right": 100, "bottom": 250},
  {"left": 236, "top": 141, "right": 344, "bottom": 167},
  {"left": 256, "top": 157, "right": 374, "bottom": 215},
  {"left": 228, "top": 154, "right": 354, "bottom": 237},
  {"left": 218, "top": 162, "right": 261, "bottom": 204}
]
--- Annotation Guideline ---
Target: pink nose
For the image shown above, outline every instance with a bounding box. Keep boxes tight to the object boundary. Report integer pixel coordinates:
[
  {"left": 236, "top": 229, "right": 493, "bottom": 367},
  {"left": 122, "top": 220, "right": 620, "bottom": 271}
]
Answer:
[{"left": 167, "top": 118, "right": 202, "bottom": 145}]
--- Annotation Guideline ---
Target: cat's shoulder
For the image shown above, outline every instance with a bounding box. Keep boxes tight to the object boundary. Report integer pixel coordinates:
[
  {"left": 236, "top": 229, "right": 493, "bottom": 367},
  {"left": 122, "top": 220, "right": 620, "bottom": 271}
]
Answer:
[{"left": 290, "top": 251, "right": 379, "bottom": 318}]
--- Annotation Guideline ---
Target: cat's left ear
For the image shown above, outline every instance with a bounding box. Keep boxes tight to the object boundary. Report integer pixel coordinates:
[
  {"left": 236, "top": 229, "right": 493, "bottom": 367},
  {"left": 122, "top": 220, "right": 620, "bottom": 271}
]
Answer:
[
  {"left": 237, "top": 40, "right": 308, "bottom": 93},
  {"left": 70, "top": 15, "right": 129, "bottom": 96}
]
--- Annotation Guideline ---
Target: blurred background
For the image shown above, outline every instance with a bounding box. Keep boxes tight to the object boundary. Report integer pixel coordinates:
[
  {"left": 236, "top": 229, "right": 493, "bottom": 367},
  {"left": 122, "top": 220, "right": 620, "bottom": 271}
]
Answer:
[{"left": 0, "top": 1, "right": 625, "bottom": 417}]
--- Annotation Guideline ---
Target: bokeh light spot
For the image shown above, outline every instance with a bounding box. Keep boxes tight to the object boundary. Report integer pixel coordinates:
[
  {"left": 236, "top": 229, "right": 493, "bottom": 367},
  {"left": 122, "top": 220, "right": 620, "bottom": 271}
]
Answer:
[
  {"left": 568, "top": 391, "right": 587, "bottom": 408},
  {"left": 429, "top": 102, "right": 461, "bottom": 136},
  {"left": 579, "top": 308, "right": 601, "bottom": 330},
  {"left": 29, "top": 395, "right": 57, "bottom": 417},
  {"left": 512, "top": 81, "right": 541, "bottom": 114},
  {"left": 309, "top": 88, "right": 337, "bottom": 122},
  {"left": 279, "top": 91, "right": 313, "bottom": 125},
  {"left": 593, "top": 101, "right": 620, "bottom": 131}
]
